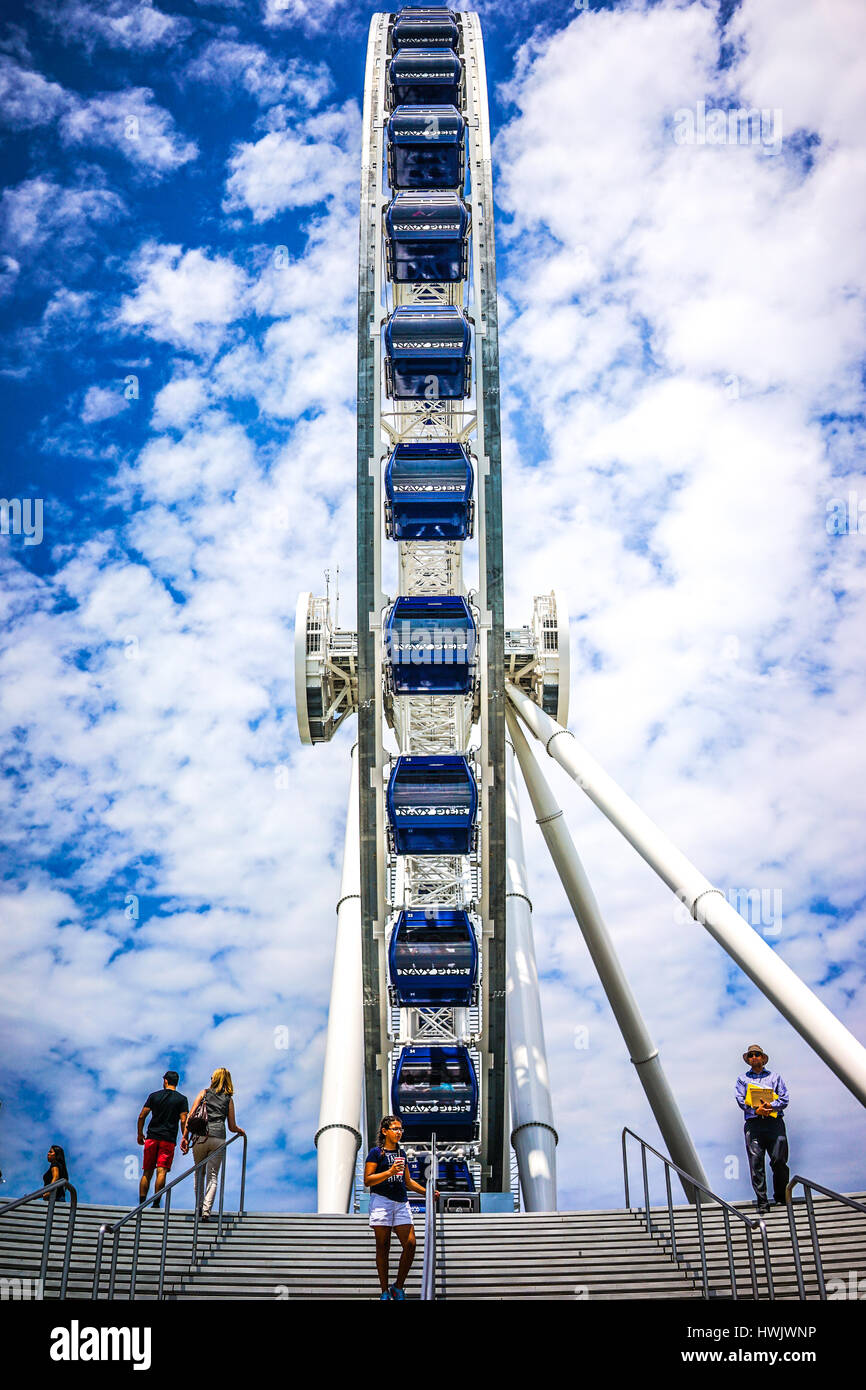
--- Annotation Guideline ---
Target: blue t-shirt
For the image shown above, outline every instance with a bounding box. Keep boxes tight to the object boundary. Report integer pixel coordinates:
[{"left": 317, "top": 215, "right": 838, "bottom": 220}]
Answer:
[{"left": 366, "top": 1145, "right": 408, "bottom": 1202}]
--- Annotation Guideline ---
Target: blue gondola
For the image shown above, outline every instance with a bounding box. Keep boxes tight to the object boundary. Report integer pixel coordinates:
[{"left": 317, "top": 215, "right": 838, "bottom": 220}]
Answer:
[
  {"left": 405, "top": 1155, "right": 475, "bottom": 1207},
  {"left": 392, "top": 1045, "right": 479, "bottom": 1141},
  {"left": 392, "top": 8, "right": 460, "bottom": 51},
  {"left": 389, "top": 908, "right": 478, "bottom": 1006},
  {"left": 385, "top": 442, "right": 473, "bottom": 541},
  {"left": 384, "top": 306, "right": 471, "bottom": 400},
  {"left": 389, "top": 47, "right": 461, "bottom": 108},
  {"left": 385, "top": 193, "right": 470, "bottom": 283},
  {"left": 387, "top": 754, "right": 476, "bottom": 855},
  {"left": 385, "top": 595, "right": 476, "bottom": 696},
  {"left": 387, "top": 106, "right": 465, "bottom": 190}
]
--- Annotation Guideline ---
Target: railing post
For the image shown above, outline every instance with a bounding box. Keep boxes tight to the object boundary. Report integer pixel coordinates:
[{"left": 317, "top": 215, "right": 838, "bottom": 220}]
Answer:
[
  {"left": 130, "top": 1208, "right": 142, "bottom": 1301},
  {"left": 59, "top": 1188, "right": 77, "bottom": 1301},
  {"left": 664, "top": 1165, "right": 677, "bottom": 1263},
  {"left": 108, "top": 1227, "right": 120, "bottom": 1299},
  {"left": 804, "top": 1187, "right": 826, "bottom": 1300},
  {"left": 759, "top": 1221, "right": 775, "bottom": 1301},
  {"left": 695, "top": 1191, "right": 709, "bottom": 1298},
  {"left": 786, "top": 1181, "right": 806, "bottom": 1300},
  {"left": 39, "top": 1186, "right": 57, "bottom": 1289},
  {"left": 158, "top": 1188, "right": 171, "bottom": 1300},
  {"left": 192, "top": 1172, "right": 200, "bottom": 1265},
  {"left": 746, "top": 1223, "right": 759, "bottom": 1300},
  {"left": 92, "top": 1225, "right": 107, "bottom": 1300},
  {"left": 722, "top": 1207, "right": 736, "bottom": 1299},
  {"left": 239, "top": 1134, "right": 247, "bottom": 1215},
  {"left": 622, "top": 1131, "right": 630, "bottom": 1209},
  {"left": 640, "top": 1143, "right": 652, "bottom": 1234},
  {"left": 217, "top": 1141, "right": 228, "bottom": 1238}
]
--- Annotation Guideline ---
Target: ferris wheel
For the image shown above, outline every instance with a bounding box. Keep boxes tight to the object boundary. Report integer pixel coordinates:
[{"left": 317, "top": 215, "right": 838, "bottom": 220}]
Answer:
[{"left": 297, "top": 7, "right": 566, "bottom": 1209}]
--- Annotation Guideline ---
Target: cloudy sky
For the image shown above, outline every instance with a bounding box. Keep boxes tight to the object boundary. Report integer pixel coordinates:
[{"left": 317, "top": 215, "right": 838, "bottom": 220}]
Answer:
[{"left": 1, "top": 0, "right": 864, "bottom": 1216}]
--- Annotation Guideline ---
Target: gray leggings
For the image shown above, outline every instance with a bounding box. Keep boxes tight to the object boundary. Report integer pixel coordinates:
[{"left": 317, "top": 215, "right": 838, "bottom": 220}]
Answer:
[{"left": 193, "top": 1135, "right": 225, "bottom": 1215}]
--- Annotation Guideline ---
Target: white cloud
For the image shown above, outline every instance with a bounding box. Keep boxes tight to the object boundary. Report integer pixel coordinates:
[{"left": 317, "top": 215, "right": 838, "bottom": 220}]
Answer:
[
  {"left": 117, "top": 242, "right": 248, "bottom": 353},
  {"left": 0, "top": 254, "right": 19, "bottom": 297},
  {"left": 213, "top": 206, "right": 357, "bottom": 422},
  {"left": 59, "top": 88, "right": 198, "bottom": 174},
  {"left": 261, "top": 0, "right": 351, "bottom": 34},
  {"left": 0, "top": 54, "right": 67, "bottom": 126},
  {"left": 81, "top": 385, "right": 129, "bottom": 423},
  {"left": 40, "top": 0, "right": 191, "bottom": 52},
  {"left": 224, "top": 101, "right": 360, "bottom": 222},
  {"left": 151, "top": 373, "right": 210, "bottom": 430},
  {"left": 724, "top": 0, "right": 866, "bottom": 147},
  {"left": 185, "top": 40, "right": 332, "bottom": 110},
  {"left": 0, "top": 58, "right": 196, "bottom": 175},
  {"left": 0, "top": 177, "right": 126, "bottom": 254},
  {"left": 42, "top": 287, "right": 94, "bottom": 325}
]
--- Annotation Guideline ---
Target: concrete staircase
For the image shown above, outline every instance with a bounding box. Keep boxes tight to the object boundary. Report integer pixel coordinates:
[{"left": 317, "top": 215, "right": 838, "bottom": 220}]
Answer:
[
  {"left": 634, "top": 1194, "right": 866, "bottom": 1300},
  {"left": 2, "top": 1193, "right": 863, "bottom": 1300},
  {"left": 171, "top": 1209, "right": 702, "bottom": 1300},
  {"left": 0, "top": 1202, "right": 238, "bottom": 1301}
]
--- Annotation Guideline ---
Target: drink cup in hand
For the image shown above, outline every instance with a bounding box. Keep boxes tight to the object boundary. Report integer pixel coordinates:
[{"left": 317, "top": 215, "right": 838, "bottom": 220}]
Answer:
[{"left": 394, "top": 1156, "right": 405, "bottom": 1176}]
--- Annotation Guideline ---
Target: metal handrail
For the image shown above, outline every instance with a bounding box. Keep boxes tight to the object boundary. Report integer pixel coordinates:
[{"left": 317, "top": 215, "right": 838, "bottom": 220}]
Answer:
[
  {"left": 92, "top": 1133, "right": 247, "bottom": 1300},
  {"left": 0, "top": 1179, "right": 78, "bottom": 1299},
  {"left": 622, "top": 1128, "right": 774, "bottom": 1300},
  {"left": 421, "top": 1133, "right": 437, "bottom": 1301},
  {"left": 785, "top": 1176, "right": 866, "bottom": 1301}
]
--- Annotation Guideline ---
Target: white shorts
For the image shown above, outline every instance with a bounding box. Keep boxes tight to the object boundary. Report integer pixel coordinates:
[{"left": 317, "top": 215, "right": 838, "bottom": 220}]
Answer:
[{"left": 369, "top": 1193, "right": 414, "bottom": 1228}]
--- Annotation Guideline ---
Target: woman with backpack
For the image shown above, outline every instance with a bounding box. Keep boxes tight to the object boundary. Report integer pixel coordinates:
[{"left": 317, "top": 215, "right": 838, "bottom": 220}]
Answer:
[{"left": 180, "top": 1068, "right": 246, "bottom": 1221}]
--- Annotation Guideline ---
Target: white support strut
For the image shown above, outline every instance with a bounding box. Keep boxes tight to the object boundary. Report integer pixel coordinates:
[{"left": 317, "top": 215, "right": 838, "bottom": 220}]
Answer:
[
  {"left": 504, "top": 736, "right": 557, "bottom": 1211},
  {"left": 506, "top": 682, "right": 866, "bottom": 1109},
  {"left": 315, "top": 744, "right": 364, "bottom": 1212},
  {"left": 506, "top": 707, "right": 709, "bottom": 1201}
]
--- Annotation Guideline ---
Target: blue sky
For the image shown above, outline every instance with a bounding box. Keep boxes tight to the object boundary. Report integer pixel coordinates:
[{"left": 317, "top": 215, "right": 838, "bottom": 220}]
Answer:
[{"left": 1, "top": 0, "right": 865, "bottom": 1215}]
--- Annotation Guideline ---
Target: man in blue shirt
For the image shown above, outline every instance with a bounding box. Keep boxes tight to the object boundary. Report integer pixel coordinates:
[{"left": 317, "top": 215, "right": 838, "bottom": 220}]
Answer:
[{"left": 736, "top": 1044, "right": 790, "bottom": 1214}]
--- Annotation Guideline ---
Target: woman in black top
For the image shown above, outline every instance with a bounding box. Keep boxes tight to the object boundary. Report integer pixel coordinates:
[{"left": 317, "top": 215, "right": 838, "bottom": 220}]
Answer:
[
  {"left": 42, "top": 1145, "right": 69, "bottom": 1200},
  {"left": 363, "top": 1115, "right": 437, "bottom": 1300}
]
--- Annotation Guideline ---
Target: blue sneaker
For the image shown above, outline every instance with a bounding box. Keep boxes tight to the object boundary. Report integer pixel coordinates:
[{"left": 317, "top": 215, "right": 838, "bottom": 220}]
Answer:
[
  {"left": 380, "top": 1289, "right": 392, "bottom": 1300},
  {"left": 389, "top": 1285, "right": 406, "bottom": 1301}
]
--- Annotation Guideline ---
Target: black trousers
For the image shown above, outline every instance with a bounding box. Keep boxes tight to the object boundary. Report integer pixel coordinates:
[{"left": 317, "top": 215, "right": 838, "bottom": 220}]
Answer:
[{"left": 744, "top": 1118, "right": 789, "bottom": 1204}]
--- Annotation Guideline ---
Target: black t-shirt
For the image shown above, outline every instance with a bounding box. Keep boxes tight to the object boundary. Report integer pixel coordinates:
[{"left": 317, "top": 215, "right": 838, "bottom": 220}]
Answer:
[
  {"left": 366, "top": 1145, "right": 408, "bottom": 1202},
  {"left": 144, "top": 1089, "right": 189, "bottom": 1143}
]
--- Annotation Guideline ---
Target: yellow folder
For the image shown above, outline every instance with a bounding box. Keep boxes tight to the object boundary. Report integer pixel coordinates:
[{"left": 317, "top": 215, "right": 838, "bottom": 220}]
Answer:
[{"left": 745, "top": 1083, "right": 778, "bottom": 1118}]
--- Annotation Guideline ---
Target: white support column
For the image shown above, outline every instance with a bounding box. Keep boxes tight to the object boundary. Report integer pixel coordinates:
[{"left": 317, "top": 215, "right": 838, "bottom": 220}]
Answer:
[
  {"left": 507, "top": 708, "right": 709, "bottom": 1201},
  {"left": 505, "top": 736, "right": 558, "bottom": 1211},
  {"left": 315, "top": 744, "right": 364, "bottom": 1213},
  {"left": 507, "top": 682, "right": 866, "bottom": 1109}
]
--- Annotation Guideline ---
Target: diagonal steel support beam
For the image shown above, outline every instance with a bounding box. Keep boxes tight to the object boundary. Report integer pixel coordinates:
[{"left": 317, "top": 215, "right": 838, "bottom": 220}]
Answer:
[
  {"left": 506, "top": 682, "right": 866, "bottom": 1109},
  {"left": 507, "top": 707, "right": 708, "bottom": 1202}
]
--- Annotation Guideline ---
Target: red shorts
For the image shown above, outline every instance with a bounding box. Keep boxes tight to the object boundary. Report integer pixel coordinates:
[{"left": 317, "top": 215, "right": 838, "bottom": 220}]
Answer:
[{"left": 143, "top": 1138, "right": 176, "bottom": 1172}]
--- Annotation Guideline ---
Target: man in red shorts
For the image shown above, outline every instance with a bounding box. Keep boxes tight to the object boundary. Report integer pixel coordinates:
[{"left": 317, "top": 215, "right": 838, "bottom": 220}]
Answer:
[{"left": 137, "top": 1070, "right": 189, "bottom": 1209}]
